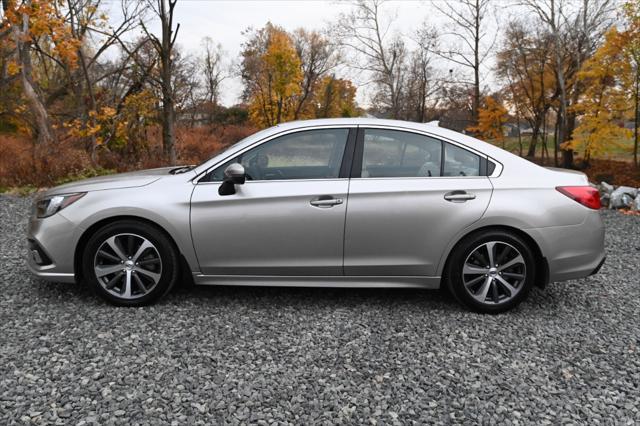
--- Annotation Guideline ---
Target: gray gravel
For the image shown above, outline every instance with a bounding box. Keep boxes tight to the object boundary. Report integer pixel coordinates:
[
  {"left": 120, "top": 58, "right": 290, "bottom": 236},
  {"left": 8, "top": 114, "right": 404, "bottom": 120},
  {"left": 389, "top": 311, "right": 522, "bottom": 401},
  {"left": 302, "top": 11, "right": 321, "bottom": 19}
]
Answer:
[{"left": 1, "top": 195, "right": 639, "bottom": 425}]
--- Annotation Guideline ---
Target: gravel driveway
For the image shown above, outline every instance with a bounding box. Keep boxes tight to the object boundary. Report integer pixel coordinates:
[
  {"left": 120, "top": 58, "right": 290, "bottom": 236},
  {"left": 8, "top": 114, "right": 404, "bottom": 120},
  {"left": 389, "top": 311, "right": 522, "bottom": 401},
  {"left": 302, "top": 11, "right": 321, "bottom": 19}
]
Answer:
[{"left": 1, "top": 195, "right": 639, "bottom": 425}]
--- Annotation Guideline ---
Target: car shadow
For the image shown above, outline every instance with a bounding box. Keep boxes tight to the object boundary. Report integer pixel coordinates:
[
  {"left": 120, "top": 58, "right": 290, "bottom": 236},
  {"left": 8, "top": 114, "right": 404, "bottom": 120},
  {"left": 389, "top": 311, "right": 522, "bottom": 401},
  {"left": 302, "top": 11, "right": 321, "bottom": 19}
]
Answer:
[
  {"left": 26, "top": 274, "right": 464, "bottom": 310},
  {"left": 26, "top": 273, "right": 563, "bottom": 315}
]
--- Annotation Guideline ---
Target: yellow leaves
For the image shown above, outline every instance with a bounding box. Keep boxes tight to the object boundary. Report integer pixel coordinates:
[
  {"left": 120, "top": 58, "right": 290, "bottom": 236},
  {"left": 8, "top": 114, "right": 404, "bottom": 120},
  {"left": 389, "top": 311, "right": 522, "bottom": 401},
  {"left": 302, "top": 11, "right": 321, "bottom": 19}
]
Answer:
[
  {"left": 66, "top": 106, "right": 121, "bottom": 146},
  {"left": 6, "top": 61, "right": 21, "bottom": 76},
  {"left": 312, "top": 76, "right": 358, "bottom": 118},
  {"left": 263, "top": 31, "right": 302, "bottom": 99},
  {"left": 246, "top": 25, "right": 302, "bottom": 128},
  {"left": 467, "top": 96, "right": 508, "bottom": 142},
  {"left": 5, "top": 0, "right": 83, "bottom": 69},
  {"left": 570, "top": 27, "right": 635, "bottom": 159}
]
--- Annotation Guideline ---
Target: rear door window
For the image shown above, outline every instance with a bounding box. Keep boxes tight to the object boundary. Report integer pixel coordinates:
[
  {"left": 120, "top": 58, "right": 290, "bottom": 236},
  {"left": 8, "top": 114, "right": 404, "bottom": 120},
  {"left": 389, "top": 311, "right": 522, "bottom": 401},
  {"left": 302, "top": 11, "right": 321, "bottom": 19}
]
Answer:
[{"left": 360, "top": 129, "right": 442, "bottom": 178}]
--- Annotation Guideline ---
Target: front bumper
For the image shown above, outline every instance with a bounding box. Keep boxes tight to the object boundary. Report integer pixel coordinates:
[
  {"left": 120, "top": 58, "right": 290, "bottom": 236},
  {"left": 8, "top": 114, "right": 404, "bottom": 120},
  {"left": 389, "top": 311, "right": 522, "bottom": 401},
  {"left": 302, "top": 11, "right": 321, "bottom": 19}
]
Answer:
[{"left": 27, "top": 211, "right": 79, "bottom": 283}]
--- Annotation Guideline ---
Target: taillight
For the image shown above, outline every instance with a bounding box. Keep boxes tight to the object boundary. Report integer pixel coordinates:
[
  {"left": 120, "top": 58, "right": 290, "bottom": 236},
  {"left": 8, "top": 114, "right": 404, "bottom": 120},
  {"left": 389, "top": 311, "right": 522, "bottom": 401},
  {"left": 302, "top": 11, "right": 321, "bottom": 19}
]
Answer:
[{"left": 556, "top": 186, "right": 601, "bottom": 209}]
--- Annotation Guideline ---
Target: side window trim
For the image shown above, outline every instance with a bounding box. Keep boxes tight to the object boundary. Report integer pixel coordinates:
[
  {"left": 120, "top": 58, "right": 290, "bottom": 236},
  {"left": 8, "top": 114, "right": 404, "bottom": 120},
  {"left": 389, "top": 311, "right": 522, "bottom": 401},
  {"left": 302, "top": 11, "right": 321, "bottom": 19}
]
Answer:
[
  {"left": 440, "top": 140, "right": 445, "bottom": 177},
  {"left": 350, "top": 127, "right": 365, "bottom": 178},
  {"left": 338, "top": 128, "right": 358, "bottom": 178}
]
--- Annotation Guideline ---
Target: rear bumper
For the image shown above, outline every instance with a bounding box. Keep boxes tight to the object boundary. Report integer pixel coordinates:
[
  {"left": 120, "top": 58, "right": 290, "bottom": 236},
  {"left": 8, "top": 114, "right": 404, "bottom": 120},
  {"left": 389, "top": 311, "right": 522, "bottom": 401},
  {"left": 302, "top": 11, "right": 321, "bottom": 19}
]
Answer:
[{"left": 526, "top": 210, "right": 605, "bottom": 283}]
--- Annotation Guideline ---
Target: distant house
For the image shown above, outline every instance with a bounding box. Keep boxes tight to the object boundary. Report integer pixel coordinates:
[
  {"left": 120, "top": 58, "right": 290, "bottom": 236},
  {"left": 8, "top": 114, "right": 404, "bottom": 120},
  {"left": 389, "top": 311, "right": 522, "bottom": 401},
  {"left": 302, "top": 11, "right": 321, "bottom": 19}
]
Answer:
[{"left": 503, "top": 123, "right": 533, "bottom": 137}]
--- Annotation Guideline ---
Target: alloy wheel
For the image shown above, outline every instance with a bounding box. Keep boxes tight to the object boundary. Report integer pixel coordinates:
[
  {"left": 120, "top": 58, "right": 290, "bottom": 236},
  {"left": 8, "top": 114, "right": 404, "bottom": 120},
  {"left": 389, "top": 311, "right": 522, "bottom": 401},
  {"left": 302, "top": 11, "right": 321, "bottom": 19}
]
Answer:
[
  {"left": 462, "top": 241, "right": 526, "bottom": 305},
  {"left": 93, "top": 233, "right": 162, "bottom": 300}
]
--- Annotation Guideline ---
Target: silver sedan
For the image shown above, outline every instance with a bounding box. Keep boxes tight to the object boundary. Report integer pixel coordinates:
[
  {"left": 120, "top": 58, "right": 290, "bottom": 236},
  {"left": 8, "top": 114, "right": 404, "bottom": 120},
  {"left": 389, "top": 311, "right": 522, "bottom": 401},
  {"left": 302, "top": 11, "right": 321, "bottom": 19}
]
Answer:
[{"left": 27, "top": 118, "right": 605, "bottom": 313}]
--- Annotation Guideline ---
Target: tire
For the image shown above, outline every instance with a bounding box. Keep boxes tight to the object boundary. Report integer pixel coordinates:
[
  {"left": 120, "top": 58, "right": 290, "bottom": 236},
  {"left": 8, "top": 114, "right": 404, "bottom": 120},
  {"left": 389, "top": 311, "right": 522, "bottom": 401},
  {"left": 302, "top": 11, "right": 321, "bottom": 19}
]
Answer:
[
  {"left": 82, "top": 220, "right": 179, "bottom": 306},
  {"left": 445, "top": 230, "right": 536, "bottom": 314}
]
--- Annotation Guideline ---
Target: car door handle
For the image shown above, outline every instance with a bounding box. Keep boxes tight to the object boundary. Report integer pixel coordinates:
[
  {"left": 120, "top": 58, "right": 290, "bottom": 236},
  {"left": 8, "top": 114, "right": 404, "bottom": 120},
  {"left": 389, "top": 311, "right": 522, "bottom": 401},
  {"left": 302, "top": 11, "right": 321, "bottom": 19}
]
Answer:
[
  {"left": 310, "top": 197, "right": 343, "bottom": 207},
  {"left": 444, "top": 191, "right": 476, "bottom": 202}
]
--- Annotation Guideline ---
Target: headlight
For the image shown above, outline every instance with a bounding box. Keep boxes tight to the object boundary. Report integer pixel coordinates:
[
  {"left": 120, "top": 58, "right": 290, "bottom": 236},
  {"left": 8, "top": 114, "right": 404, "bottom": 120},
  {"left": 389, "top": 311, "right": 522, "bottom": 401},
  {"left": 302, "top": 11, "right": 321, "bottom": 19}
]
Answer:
[{"left": 35, "top": 193, "right": 86, "bottom": 218}]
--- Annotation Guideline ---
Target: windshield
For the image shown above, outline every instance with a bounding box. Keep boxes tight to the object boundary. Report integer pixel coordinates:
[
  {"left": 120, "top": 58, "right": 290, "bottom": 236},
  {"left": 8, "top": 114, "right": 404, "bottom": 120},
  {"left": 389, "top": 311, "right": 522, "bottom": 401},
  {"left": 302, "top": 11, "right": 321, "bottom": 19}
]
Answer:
[{"left": 195, "top": 127, "right": 274, "bottom": 169}]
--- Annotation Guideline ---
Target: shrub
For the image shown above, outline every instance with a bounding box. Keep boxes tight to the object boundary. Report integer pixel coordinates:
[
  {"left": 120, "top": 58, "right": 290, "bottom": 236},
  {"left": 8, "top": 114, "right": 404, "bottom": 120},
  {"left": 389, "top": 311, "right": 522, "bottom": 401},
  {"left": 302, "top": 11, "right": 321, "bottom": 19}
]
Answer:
[{"left": 0, "top": 124, "right": 257, "bottom": 188}]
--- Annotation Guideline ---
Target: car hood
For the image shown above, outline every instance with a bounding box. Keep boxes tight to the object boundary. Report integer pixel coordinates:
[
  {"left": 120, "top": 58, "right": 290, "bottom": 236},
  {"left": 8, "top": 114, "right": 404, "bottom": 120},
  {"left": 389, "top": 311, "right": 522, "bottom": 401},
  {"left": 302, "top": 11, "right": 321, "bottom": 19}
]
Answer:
[{"left": 45, "top": 167, "right": 180, "bottom": 195}]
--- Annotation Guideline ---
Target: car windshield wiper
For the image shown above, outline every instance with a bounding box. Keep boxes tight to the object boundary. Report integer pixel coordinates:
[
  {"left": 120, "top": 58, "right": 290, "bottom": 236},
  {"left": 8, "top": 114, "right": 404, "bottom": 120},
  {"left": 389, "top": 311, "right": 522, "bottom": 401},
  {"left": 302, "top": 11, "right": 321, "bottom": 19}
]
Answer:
[{"left": 169, "top": 166, "right": 194, "bottom": 175}]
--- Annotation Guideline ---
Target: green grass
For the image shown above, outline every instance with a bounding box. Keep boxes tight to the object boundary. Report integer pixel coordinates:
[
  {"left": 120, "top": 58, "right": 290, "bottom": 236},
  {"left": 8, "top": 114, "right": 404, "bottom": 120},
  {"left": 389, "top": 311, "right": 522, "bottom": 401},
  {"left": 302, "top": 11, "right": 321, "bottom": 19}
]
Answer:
[
  {"left": 0, "top": 167, "right": 116, "bottom": 195},
  {"left": 485, "top": 135, "right": 636, "bottom": 162},
  {"left": 0, "top": 185, "right": 38, "bottom": 196},
  {"left": 54, "top": 167, "right": 116, "bottom": 186}
]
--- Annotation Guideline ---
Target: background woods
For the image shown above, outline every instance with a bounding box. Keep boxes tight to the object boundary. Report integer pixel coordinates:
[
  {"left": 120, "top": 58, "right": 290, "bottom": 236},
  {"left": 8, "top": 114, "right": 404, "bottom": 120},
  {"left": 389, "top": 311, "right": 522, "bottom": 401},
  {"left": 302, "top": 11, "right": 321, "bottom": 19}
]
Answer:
[{"left": 0, "top": 0, "right": 639, "bottom": 189}]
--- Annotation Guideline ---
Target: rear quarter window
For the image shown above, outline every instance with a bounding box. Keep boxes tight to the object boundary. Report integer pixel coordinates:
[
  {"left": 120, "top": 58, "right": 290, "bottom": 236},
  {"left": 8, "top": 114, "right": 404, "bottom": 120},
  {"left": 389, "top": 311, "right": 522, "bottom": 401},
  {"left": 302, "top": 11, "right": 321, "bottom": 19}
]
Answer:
[{"left": 443, "top": 143, "right": 481, "bottom": 177}]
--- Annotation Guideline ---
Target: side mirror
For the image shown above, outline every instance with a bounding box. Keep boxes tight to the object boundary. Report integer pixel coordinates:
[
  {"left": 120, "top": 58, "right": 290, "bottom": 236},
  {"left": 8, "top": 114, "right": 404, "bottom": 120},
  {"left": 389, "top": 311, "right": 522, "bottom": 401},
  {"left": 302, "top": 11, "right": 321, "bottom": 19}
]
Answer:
[{"left": 218, "top": 163, "right": 246, "bottom": 196}]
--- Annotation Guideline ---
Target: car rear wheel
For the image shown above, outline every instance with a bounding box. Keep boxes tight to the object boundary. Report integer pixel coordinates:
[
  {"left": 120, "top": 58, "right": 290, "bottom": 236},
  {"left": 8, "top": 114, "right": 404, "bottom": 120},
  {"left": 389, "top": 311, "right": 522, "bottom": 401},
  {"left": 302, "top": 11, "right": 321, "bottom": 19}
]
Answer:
[
  {"left": 82, "top": 220, "right": 179, "bottom": 306},
  {"left": 445, "top": 230, "right": 535, "bottom": 314}
]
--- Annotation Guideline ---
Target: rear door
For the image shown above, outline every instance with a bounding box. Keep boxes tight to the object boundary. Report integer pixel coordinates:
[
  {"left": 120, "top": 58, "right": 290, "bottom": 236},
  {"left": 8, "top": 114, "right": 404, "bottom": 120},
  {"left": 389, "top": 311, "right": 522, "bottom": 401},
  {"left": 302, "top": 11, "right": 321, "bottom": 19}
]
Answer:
[{"left": 344, "top": 127, "right": 493, "bottom": 276}]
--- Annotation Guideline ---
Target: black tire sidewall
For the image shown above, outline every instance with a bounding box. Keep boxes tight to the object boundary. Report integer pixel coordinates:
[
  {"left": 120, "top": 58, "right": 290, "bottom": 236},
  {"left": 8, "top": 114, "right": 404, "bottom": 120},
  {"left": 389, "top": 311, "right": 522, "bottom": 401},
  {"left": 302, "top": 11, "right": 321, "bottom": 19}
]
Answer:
[
  {"left": 446, "top": 231, "right": 535, "bottom": 314},
  {"left": 82, "top": 220, "right": 179, "bottom": 306}
]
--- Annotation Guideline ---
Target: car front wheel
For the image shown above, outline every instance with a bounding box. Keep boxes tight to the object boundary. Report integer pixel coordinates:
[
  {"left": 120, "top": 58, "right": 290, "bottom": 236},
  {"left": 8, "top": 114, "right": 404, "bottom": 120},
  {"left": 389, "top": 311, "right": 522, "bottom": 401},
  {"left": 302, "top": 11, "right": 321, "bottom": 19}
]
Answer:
[
  {"left": 82, "top": 220, "right": 179, "bottom": 306},
  {"left": 445, "top": 230, "right": 536, "bottom": 314}
]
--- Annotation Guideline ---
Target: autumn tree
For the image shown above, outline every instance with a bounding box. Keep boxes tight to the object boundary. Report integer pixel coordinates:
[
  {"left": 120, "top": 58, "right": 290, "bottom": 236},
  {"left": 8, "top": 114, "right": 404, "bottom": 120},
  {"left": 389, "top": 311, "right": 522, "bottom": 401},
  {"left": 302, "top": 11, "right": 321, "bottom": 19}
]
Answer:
[
  {"left": 99, "top": 37, "right": 159, "bottom": 156},
  {"left": 1, "top": 0, "right": 79, "bottom": 145},
  {"left": 313, "top": 75, "right": 358, "bottom": 118},
  {"left": 522, "top": 0, "right": 615, "bottom": 167},
  {"left": 567, "top": 28, "right": 632, "bottom": 162},
  {"left": 52, "top": 0, "right": 147, "bottom": 160},
  {"left": 497, "top": 21, "right": 555, "bottom": 158},
  {"left": 623, "top": 1, "right": 640, "bottom": 168},
  {"left": 241, "top": 23, "right": 302, "bottom": 127},
  {"left": 292, "top": 29, "right": 338, "bottom": 119},
  {"left": 467, "top": 95, "right": 507, "bottom": 142}
]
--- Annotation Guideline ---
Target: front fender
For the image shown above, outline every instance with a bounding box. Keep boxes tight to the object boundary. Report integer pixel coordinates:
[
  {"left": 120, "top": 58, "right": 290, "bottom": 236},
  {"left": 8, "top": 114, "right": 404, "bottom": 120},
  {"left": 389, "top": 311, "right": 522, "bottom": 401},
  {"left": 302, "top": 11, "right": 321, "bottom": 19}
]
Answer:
[{"left": 61, "top": 180, "right": 199, "bottom": 274}]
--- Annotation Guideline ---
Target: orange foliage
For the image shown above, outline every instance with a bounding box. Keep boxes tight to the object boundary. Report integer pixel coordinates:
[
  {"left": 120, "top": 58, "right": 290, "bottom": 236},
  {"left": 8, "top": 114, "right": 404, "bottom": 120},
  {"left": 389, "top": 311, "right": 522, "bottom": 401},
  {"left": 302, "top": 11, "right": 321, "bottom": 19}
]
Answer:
[
  {"left": 0, "top": 134, "right": 91, "bottom": 187},
  {"left": 0, "top": 124, "right": 257, "bottom": 188},
  {"left": 580, "top": 159, "right": 640, "bottom": 187},
  {"left": 467, "top": 96, "right": 508, "bottom": 141},
  {"left": 5, "top": 0, "right": 82, "bottom": 68}
]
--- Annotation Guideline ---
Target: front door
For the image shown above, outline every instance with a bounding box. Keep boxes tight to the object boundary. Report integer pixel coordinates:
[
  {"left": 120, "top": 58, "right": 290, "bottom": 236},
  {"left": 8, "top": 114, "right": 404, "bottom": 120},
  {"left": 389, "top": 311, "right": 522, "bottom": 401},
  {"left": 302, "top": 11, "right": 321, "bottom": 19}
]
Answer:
[
  {"left": 190, "top": 127, "right": 354, "bottom": 276},
  {"left": 344, "top": 128, "right": 493, "bottom": 276}
]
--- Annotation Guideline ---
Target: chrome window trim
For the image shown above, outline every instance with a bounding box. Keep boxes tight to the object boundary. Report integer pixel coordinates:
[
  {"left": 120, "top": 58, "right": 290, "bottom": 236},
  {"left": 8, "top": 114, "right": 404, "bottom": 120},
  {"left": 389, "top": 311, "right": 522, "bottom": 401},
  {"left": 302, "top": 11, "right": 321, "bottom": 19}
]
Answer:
[
  {"left": 361, "top": 124, "right": 487, "bottom": 158},
  {"left": 350, "top": 176, "right": 492, "bottom": 181},
  {"left": 193, "top": 124, "right": 357, "bottom": 184},
  {"left": 194, "top": 122, "right": 505, "bottom": 184},
  {"left": 196, "top": 178, "right": 350, "bottom": 185}
]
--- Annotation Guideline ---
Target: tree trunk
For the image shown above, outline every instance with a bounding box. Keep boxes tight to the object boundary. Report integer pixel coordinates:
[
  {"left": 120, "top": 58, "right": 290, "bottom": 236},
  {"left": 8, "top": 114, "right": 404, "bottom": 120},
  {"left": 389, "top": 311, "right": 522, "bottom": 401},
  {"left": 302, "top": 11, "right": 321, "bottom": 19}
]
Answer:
[
  {"left": 12, "top": 3, "right": 53, "bottom": 146},
  {"left": 157, "top": 0, "right": 178, "bottom": 165},
  {"left": 541, "top": 109, "right": 548, "bottom": 164},
  {"left": 563, "top": 110, "right": 576, "bottom": 168},
  {"left": 554, "top": 110, "right": 559, "bottom": 166},
  {"left": 634, "top": 67, "right": 639, "bottom": 169},
  {"left": 471, "top": 0, "right": 480, "bottom": 128},
  {"left": 549, "top": 0, "right": 572, "bottom": 168},
  {"left": 516, "top": 112, "right": 523, "bottom": 156},
  {"left": 527, "top": 125, "right": 539, "bottom": 158},
  {"left": 161, "top": 94, "right": 176, "bottom": 164}
]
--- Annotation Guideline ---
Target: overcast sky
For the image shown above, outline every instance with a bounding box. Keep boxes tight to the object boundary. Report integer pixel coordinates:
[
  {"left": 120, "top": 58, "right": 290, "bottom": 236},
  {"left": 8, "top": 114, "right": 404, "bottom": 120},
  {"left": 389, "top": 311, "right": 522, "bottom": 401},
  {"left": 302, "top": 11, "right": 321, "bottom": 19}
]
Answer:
[{"left": 106, "top": 0, "right": 499, "bottom": 106}]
